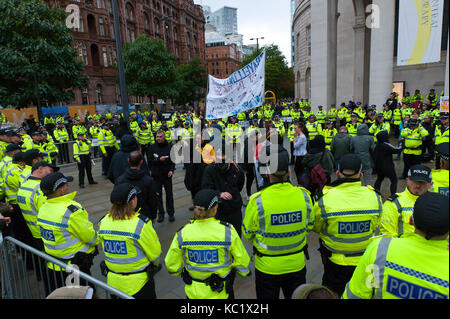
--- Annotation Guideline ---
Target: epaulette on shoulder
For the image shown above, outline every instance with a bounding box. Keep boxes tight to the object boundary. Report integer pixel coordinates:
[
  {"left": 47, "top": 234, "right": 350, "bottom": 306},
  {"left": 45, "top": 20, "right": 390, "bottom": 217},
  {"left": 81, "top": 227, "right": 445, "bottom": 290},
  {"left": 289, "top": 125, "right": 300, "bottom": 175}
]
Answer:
[
  {"left": 67, "top": 204, "right": 80, "bottom": 213},
  {"left": 298, "top": 186, "right": 311, "bottom": 195},
  {"left": 366, "top": 185, "right": 381, "bottom": 195},
  {"left": 177, "top": 220, "right": 194, "bottom": 233},
  {"left": 138, "top": 214, "right": 151, "bottom": 224},
  {"left": 387, "top": 194, "right": 399, "bottom": 202},
  {"left": 220, "top": 220, "right": 232, "bottom": 229}
]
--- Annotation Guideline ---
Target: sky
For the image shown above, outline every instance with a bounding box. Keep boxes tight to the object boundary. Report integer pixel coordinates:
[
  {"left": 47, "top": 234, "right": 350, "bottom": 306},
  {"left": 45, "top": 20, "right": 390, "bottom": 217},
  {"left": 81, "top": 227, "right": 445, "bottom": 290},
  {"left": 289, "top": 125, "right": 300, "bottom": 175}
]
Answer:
[{"left": 193, "top": 0, "right": 292, "bottom": 65}]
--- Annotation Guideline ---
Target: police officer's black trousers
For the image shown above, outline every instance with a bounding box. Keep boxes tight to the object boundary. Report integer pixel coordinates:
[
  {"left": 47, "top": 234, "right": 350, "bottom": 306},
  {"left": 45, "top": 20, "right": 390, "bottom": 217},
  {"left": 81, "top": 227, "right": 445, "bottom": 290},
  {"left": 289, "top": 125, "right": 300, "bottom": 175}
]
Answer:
[
  {"left": 57, "top": 143, "right": 69, "bottom": 164},
  {"left": 402, "top": 153, "right": 422, "bottom": 178},
  {"left": 255, "top": 267, "right": 306, "bottom": 299},
  {"left": 322, "top": 259, "right": 356, "bottom": 297},
  {"left": 103, "top": 146, "right": 116, "bottom": 175},
  {"left": 154, "top": 178, "right": 174, "bottom": 217},
  {"left": 77, "top": 155, "right": 94, "bottom": 186},
  {"left": 132, "top": 278, "right": 156, "bottom": 299}
]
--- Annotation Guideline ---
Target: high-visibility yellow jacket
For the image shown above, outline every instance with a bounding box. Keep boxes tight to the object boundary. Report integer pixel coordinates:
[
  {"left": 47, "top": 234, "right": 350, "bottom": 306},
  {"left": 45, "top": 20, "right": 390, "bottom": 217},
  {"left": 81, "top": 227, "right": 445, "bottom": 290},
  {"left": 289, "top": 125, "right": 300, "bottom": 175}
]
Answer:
[
  {"left": 369, "top": 122, "right": 391, "bottom": 143},
  {"left": 316, "top": 110, "right": 327, "bottom": 124},
  {"left": 53, "top": 128, "right": 69, "bottom": 143},
  {"left": 130, "top": 121, "right": 139, "bottom": 134},
  {"left": 151, "top": 121, "right": 162, "bottom": 133},
  {"left": 313, "top": 180, "right": 382, "bottom": 266},
  {"left": 37, "top": 192, "right": 100, "bottom": 270},
  {"left": 98, "top": 212, "right": 161, "bottom": 296},
  {"left": 430, "top": 169, "right": 449, "bottom": 197},
  {"left": 343, "top": 234, "right": 448, "bottom": 299},
  {"left": 136, "top": 127, "right": 154, "bottom": 146},
  {"left": 224, "top": 123, "right": 242, "bottom": 144},
  {"left": 287, "top": 124, "right": 295, "bottom": 142},
  {"left": 392, "top": 109, "right": 402, "bottom": 125},
  {"left": 434, "top": 125, "right": 449, "bottom": 146},
  {"left": 3, "top": 163, "right": 24, "bottom": 205},
  {"left": 73, "top": 139, "right": 92, "bottom": 162},
  {"left": 273, "top": 122, "right": 285, "bottom": 137},
  {"left": 98, "top": 129, "right": 120, "bottom": 154},
  {"left": 401, "top": 126, "right": 429, "bottom": 155},
  {"left": 72, "top": 125, "right": 87, "bottom": 138},
  {"left": 89, "top": 126, "right": 101, "bottom": 139},
  {"left": 347, "top": 123, "right": 359, "bottom": 137},
  {"left": 243, "top": 183, "right": 314, "bottom": 275},
  {"left": 328, "top": 108, "right": 338, "bottom": 121},
  {"left": 382, "top": 109, "right": 392, "bottom": 121},
  {"left": 338, "top": 108, "right": 349, "bottom": 121},
  {"left": 323, "top": 128, "right": 337, "bottom": 150},
  {"left": 306, "top": 122, "right": 322, "bottom": 140},
  {"left": 165, "top": 218, "right": 250, "bottom": 299},
  {"left": 19, "top": 165, "right": 32, "bottom": 187},
  {"left": 379, "top": 187, "right": 418, "bottom": 238},
  {"left": 17, "top": 177, "right": 47, "bottom": 239}
]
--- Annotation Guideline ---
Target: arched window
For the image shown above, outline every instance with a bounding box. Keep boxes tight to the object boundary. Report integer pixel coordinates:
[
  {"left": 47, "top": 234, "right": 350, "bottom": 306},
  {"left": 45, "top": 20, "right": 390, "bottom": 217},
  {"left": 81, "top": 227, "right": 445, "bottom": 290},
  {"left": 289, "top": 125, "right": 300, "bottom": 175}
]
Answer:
[
  {"left": 154, "top": 18, "right": 161, "bottom": 35},
  {"left": 96, "top": 84, "right": 103, "bottom": 104},
  {"left": 75, "top": 42, "right": 88, "bottom": 65},
  {"left": 90, "top": 44, "right": 100, "bottom": 66},
  {"left": 143, "top": 13, "right": 150, "bottom": 30},
  {"left": 126, "top": 3, "right": 134, "bottom": 21}
]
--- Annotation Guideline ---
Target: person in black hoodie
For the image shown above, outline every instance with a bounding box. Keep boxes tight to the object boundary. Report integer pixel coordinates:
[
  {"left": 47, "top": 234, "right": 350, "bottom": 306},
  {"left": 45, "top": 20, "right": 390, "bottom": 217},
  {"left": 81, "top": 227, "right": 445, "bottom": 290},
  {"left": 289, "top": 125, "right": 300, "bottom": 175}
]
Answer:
[
  {"left": 373, "top": 130, "right": 403, "bottom": 196},
  {"left": 107, "top": 134, "right": 150, "bottom": 184},
  {"left": 148, "top": 131, "right": 176, "bottom": 222},
  {"left": 115, "top": 151, "right": 158, "bottom": 222},
  {"left": 201, "top": 143, "right": 245, "bottom": 237}
]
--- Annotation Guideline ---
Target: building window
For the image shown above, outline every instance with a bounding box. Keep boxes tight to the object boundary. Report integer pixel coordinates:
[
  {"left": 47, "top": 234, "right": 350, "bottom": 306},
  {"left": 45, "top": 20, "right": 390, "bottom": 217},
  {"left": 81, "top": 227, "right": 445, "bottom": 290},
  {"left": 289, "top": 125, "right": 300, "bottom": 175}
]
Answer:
[
  {"left": 143, "top": 13, "right": 150, "bottom": 30},
  {"left": 126, "top": 3, "right": 134, "bottom": 21},
  {"left": 110, "top": 22, "right": 115, "bottom": 39},
  {"left": 75, "top": 42, "right": 88, "bottom": 65},
  {"left": 75, "top": 14, "right": 84, "bottom": 32},
  {"left": 306, "top": 25, "right": 311, "bottom": 57},
  {"left": 97, "top": 0, "right": 103, "bottom": 9},
  {"left": 99, "top": 18, "right": 105, "bottom": 36},
  {"left": 102, "top": 47, "right": 108, "bottom": 67},
  {"left": 96, "top": 84, "right": 103, "bottom": 104},
  {"left": 82, "top": 88, "right": 89, "bottom": 105}
]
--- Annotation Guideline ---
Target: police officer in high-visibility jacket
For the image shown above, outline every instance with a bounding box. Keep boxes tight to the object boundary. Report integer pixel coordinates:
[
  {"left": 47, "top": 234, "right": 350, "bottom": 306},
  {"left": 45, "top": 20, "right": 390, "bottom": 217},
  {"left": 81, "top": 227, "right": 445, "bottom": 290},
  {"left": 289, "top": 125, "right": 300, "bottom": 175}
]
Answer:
[
  {"left": 98, "top": 183, "right": 162, "bottom": 299},
  {"left": 98, "top": 123, "right": 120, "bottom": 176},
  {"left": 379, "top": 165, "right": 433, "bottom": 238},
  {"left": 37, "top": 172, "right": 100, "bottom": 291},
  {"left": 17, "top": 161, "right": 58, "bottom": 250},
  {"left": 369, "top": 113, "right": 390, "bottom": 143},
  {"left": 346, "top": 113, "right": 360, "bottom": 137},
  {"left": 165, "top": 189, "right": 251, "bottom": 299},
  {"left": 433, "top": 113, "right": 449, "bottom": 169},
  {"left": 73, "top": 133, "right": 97, "bottom": 189},
  {"left": 400, "top": 119, "right": 429, "bottom": 179},
  {"left": 430, "top": 143, "right": 449, "bottom": 197},
  {"left": 305, "top": 114, "right": 322, "bottom": 141},
  {"left": 243, "top": 145, "right": 314, "bottom": 299},
  {"left": 53, "top": 122, "right": 69, "bottom": 164},
  {"left": 343, "top": 192, "right": 449, "bottom": 299},
  {"left": 312, "top": 154, "right": 383, "bottom": 296}
]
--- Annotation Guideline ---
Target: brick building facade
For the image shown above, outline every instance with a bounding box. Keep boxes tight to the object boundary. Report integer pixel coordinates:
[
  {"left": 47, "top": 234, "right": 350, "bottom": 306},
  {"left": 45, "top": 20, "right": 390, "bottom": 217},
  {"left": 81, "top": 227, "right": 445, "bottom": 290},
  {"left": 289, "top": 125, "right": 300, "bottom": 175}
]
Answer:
[
  {"left": 206, "top": 43, "right": 242, "bottom": 79},
  {"left": 46, "top": 0, "right": 206, "bottom": 105}
]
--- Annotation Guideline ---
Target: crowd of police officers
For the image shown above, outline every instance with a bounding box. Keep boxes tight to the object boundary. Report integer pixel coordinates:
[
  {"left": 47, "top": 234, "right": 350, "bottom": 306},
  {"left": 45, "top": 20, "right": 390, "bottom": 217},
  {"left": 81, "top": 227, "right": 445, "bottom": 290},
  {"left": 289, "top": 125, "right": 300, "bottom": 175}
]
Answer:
[{"left": 0, "top": 87, "right": 448, "bottom": 300}]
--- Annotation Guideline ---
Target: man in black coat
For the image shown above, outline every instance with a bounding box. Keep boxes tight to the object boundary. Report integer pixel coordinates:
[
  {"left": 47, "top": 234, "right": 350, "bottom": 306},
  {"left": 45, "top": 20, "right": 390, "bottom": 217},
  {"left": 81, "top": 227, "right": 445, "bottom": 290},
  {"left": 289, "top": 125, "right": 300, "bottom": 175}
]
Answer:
[
  {"left": 201, "top": 148, "right": 245, "bottom": 237},
  {"left": 148, "top": 131, "right": 176, "bottom": 222},
  {"left": 115, "top": 151, "right": 158, "bottom": 222},
  {"left": 107, "top": 134, "right": 150, "bottom": 184}
]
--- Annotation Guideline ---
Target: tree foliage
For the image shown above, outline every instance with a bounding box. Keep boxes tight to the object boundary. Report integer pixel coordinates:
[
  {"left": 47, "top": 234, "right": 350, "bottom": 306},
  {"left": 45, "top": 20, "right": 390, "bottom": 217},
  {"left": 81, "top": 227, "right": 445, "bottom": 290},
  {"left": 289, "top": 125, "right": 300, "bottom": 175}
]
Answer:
[
  {"left": 122, "top": 35, "right": 179, "bottom": 100},
  {"left": 0, "top": 0, "right": 88, "bottom": 107},
  {"left": 241, "top": 44, "right": 294, "bottom": 99},
  {"left": 175, "top": 56, "right": 207, "bottom": 105}
]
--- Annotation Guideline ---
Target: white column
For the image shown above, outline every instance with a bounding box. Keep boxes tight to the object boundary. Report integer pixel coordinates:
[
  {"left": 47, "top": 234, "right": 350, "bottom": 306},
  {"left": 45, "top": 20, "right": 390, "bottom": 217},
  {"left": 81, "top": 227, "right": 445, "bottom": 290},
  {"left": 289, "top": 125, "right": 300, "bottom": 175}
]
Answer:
[
  {"left": 369, "top": 0, "right": 396, "bottom": 109},
  {"left": 445, "top": 34, "right": 449, "bottom": 96}
]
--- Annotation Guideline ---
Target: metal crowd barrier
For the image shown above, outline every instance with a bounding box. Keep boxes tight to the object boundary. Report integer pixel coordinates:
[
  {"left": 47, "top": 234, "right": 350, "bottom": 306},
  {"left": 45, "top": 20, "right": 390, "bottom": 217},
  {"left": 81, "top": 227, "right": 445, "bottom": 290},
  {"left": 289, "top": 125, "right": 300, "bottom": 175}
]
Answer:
[
  {"left": 0, "top": 232, "right": 133, "bottom": 299},
  {"left": 54, "top": 140, "right": 102, "bottom": 165}
]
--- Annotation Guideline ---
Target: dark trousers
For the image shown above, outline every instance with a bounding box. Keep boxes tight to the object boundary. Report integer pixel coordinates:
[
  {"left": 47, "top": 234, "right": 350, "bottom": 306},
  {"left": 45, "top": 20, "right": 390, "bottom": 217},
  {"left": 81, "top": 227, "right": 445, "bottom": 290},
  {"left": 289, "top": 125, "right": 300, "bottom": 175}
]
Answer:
[
  {"left": 374, "top": 171, "right": 398, "bottom": 196},
  {"left": 322, "top": 258, "right": 356, "bottom": 297},
  {"left": 77, "top": 155, "right": 94, "bottom": 186},
  {"left": 57, "top": 143, "right": 69, "bottom": 163},
  {"left": 422, "top": 140, "right": 434, "bottom": 161},
  {"left": 402, "top": 153, "right": 422, "bottom": 178},
  {"left": 290, "top": 142, "right": 295, "bottom": 164},
  {"left": 436, "top": 154, "right": 442, "bottom": 169},
  {"left": 154, "top": 178, "right": 174, "bottom": 217},
  {"left": 245, "top": 165, "right": 255, "bottom": 197},
  {"left": 103, "top": 147, "right": 116, "bottom": 175},
  {"left": 294, "top": 156, "right": 305, "bottom": 186},
  {"left": 132, "top": 278, "right": 156, "bottom": 299},
  {"left": 255, "top": 267, "right": 306, "bottom": 299}
]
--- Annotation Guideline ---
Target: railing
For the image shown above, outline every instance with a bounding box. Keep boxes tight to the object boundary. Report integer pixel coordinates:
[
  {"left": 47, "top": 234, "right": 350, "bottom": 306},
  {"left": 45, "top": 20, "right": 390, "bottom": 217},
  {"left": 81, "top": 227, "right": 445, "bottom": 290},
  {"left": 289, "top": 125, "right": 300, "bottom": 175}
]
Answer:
[{"left": 0, "top": 232, "right": 133, "bottom": 299}]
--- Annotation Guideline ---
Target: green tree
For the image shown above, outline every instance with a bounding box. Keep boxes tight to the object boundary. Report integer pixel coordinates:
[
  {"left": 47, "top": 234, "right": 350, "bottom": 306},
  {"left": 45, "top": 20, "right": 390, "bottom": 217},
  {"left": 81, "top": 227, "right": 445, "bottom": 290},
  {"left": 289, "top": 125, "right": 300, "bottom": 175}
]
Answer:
[
  {"left": 241, "top": 44, "right": 294, "bottom": 99},
  {"left": 0, "top": 0, "right": 88, "bottom": 108},
  {"left": 175, "top": 56, "right": 207, "bottom": 105},
  {"left": 122, "top": 35, "right": 179, "bottom": 101}
]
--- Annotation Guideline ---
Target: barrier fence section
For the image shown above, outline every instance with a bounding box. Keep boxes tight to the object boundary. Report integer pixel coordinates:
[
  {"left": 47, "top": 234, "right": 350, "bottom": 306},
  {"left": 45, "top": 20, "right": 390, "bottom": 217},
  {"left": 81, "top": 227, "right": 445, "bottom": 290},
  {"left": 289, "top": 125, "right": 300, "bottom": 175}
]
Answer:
[
  {"left": 0, "top": 232, "right": 133, "bottom": 299},
  {"left": 54, "top": 140, "right": 102, "bottom": 165}
]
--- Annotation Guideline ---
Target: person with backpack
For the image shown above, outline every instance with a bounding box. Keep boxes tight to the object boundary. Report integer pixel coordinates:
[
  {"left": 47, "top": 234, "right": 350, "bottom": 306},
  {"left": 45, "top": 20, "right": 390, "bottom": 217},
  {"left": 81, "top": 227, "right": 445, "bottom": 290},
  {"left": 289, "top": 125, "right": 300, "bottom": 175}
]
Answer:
[{"left": 301, "top": 135, "right": 335, "bottom": 199}]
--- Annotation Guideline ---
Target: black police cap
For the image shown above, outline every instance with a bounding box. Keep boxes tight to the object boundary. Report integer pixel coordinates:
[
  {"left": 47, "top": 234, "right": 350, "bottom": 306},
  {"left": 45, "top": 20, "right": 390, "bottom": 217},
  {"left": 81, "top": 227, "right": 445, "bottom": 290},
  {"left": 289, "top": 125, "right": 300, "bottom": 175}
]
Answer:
[
  {"left": 110, "top": 183, "right": 141, "bottom": 205},
  {"left": 193, "top": 189, "right": 220, "bottom": 211},
  {"left": 5, "top": 143, "right": 22, "bottom": 153},
  {"left": 31, "top": 161, "right": 60, "bottom": 173},
  {"left": 40, "top": 172, "right": 74, "bottom": 195},
  {"left": 435, "top": 143, "right": 449, "bottom": 161},
  {"left": 413, "top": 192, "right": 449, "bottom": 239}
]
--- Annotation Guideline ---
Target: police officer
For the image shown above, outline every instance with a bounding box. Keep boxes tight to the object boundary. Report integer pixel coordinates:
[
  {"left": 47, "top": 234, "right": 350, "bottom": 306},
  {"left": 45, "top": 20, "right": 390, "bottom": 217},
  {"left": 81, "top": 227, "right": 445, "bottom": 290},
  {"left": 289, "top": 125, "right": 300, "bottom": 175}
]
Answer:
[
  {"left": 305, "top": 114, "right": 322, "bottom": 141},
  {"left": 17, "top": 161, "right": 58, "bottom": 250},
  {"left": 312, "top": 154, "right": 382, "bottom": 296},
  {"left": 98, "top": 123, "right": 120, "bottom": 176},
  {"left": 430, "top": 143, "right": 449, "bottom": 197},
  {"left": 53, "top": 122, "right": 69, "bottom": 164},
  {"left": 369, "top": 113, "right": 390, "bottom": 143},
  {"left": 98, "top": 183, "right": 162, "bottom": 299},
  {"left": 433, "top": 113, "right": 449, "bottom": 169},
  {"left": 379, "top": 165, "right": 433, "bottom": 238},
  {"left": 243, "top": 145, "right": 314, "bottom": 299},
  {"left": 37, "top": 172, "right": 100, "bottom": 291},
  {"left": 400, "top": 118, "right": 429, "bottom": 179},
  {"left": 165, "top": 189, "right": 251, "bottom": 299},
  {"left": 73, "top": 133, "right": 97, "bottom": 189},
  {"left": 343, "top": 192, "right": 449, "bottom": 299},
  {"left": 346, "top": 113, "right": 359, "bottom": 137}
]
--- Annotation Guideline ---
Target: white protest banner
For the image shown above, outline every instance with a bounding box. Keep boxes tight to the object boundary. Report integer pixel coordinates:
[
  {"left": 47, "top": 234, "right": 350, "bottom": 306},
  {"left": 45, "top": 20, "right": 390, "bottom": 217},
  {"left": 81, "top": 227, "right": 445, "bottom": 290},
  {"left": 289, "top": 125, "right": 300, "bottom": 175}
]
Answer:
[
  {"left": 397, "top": 0, "right": 444, "bottom": 66},
  {"left": 440, "top": 96, "right": 449, "bottom": 113},
  {"left": 206, "top": 49, "right": 266, "bottom": 119}
]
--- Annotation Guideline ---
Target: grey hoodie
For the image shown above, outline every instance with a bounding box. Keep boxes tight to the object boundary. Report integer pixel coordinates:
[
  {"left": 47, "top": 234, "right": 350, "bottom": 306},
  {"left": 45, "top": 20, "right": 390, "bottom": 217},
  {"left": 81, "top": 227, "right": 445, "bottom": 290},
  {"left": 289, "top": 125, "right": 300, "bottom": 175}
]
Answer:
[{"left": 350, "top": 124, "right": 375, "bottom": 170}]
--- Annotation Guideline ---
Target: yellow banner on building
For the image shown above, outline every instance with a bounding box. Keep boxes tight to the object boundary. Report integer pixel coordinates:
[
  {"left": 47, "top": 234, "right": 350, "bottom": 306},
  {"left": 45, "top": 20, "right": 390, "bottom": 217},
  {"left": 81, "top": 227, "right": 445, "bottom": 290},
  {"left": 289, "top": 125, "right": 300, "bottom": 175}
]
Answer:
[{"left": 397, "top": 0, "right": 444, "bottom": 66}]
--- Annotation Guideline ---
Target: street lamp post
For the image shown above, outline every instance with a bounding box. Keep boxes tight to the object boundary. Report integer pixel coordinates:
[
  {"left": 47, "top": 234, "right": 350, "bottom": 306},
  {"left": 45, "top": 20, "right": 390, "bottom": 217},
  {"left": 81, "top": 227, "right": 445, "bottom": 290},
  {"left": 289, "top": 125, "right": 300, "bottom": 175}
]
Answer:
[
  {"left": 111, "top": 0, "right": 129, "bottom": 123},
  {"left": 250, "top": 36, "right": 264, "bottom": 51}
]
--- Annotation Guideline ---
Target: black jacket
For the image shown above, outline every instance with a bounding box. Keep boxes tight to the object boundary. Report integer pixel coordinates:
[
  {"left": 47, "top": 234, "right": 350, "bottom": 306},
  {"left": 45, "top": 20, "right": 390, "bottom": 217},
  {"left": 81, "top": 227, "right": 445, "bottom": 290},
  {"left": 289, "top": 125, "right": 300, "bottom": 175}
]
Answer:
[
  {"left": 201, "top": 163, "right": 245, "bottom": 219},
  {"left": 116, "top": 168, "right": 158, "bottom": 220},
  {"left": 148, "top": 141, "right": 175, "bottom": 181},
  {"left": 374, "top": 131, "right": 402, "bottom": 176},
  {"left": 107, "top": 134, "right": 150, "bottom": 183}
]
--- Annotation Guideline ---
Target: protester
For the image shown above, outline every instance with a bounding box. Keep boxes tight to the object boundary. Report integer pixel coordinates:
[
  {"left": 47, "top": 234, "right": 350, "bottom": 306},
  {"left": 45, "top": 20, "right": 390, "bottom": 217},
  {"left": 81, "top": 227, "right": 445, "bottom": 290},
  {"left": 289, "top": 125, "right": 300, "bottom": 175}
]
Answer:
[{"left": 350, "top": 124, "right": 375, "bottom": 186}]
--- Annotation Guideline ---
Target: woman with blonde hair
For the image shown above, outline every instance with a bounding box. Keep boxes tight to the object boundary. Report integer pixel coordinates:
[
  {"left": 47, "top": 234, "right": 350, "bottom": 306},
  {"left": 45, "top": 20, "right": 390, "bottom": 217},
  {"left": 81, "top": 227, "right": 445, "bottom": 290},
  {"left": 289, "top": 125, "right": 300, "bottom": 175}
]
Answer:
[{"left": 98, "top": 183, "right": 162, "bottom": 299}]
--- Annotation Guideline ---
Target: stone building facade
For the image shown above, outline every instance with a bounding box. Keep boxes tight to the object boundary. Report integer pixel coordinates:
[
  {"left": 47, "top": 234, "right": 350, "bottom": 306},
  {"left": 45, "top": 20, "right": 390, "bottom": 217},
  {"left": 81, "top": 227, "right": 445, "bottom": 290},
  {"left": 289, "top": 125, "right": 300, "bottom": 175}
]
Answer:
[
  {"left": 46, "top": 0, "right": 206, "bottom": 105},
  {"left": 293, "top": 0, "right": 448, "bottom": 112},
  {"left": 206, "top": 43, "right": 242, "bottom": 79}
]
